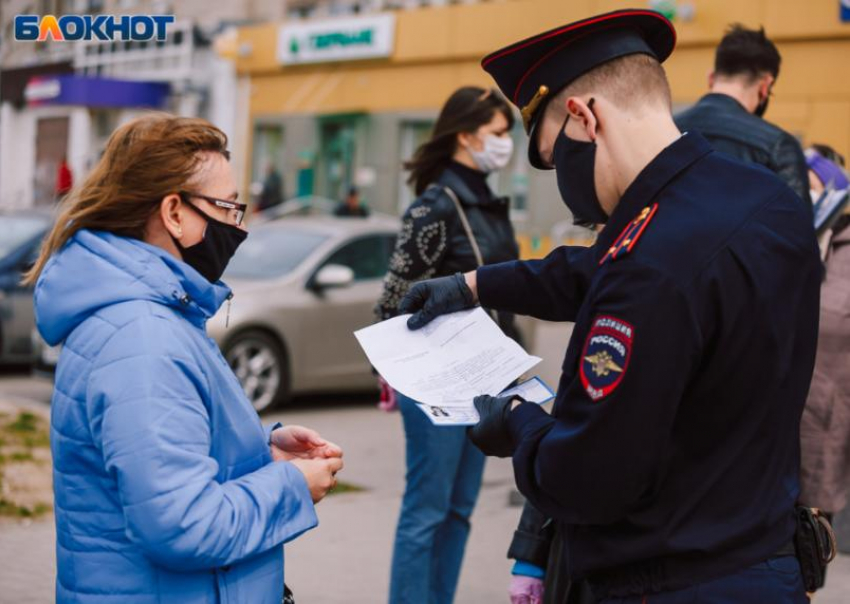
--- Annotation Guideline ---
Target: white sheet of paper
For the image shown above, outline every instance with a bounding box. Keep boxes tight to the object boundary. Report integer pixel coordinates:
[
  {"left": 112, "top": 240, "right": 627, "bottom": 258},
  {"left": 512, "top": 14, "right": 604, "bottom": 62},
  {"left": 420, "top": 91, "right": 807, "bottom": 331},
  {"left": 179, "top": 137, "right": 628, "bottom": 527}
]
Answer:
[
  {"left": 413, "top": 376, "right": 555, "bottom": 426},
  {"left": 354, "top": 307, "right": 542, "bottom": 409}
]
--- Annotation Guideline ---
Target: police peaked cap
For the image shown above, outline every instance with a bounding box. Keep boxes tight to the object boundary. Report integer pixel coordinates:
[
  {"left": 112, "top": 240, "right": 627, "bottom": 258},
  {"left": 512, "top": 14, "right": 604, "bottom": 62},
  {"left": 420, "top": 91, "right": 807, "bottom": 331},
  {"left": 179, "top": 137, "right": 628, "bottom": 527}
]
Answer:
[{"left": 481, "top": 9, "right": 676, "bottom": 168}]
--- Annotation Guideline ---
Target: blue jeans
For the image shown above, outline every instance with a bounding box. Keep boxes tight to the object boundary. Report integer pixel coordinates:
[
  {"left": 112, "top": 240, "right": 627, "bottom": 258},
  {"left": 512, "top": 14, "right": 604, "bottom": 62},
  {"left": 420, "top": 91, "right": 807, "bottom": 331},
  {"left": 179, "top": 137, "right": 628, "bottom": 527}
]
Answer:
[
  {"left": 388, "top": 393, "right": 487, "bottom": 604},
  {"left": 600, "top": 556, "right": 807, "bottom": 603}
]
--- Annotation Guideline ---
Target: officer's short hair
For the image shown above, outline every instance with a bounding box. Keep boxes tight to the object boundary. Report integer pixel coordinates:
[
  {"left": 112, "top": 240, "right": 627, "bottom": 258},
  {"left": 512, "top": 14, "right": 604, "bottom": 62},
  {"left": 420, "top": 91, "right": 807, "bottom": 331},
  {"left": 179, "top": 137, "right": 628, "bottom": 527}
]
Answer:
[
  {"left": 714, "top": 24, "right": 781, "bottom": 82},
  {"left": 551, "top": 53, "right": 672, "bottom": 115}
]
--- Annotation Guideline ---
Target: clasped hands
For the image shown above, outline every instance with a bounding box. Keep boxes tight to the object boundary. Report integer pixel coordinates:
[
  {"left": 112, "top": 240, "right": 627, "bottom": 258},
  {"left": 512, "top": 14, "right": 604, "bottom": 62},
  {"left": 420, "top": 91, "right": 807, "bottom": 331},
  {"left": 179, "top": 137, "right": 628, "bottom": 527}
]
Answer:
[{"left": 270, "top": 425, "right": 343, "bottom": 503}]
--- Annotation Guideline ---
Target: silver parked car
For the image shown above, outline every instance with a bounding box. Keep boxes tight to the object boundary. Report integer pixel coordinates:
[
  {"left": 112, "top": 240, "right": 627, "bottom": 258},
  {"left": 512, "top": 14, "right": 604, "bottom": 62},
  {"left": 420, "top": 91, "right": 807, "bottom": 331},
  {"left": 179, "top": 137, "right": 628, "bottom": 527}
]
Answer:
[
  {"left": 207, "top": 214, "right": 399, "bottom": 412},
  {"left": 0, "top": 211, "right": 52, "bottom": 365}
]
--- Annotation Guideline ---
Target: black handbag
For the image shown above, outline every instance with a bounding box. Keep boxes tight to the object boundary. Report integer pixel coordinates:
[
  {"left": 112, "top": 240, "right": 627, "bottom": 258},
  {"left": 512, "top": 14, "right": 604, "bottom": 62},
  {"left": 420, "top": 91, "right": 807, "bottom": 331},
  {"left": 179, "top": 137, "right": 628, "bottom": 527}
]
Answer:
[{"left": 794, "top": 506, "right": 837, "bottom": 592}]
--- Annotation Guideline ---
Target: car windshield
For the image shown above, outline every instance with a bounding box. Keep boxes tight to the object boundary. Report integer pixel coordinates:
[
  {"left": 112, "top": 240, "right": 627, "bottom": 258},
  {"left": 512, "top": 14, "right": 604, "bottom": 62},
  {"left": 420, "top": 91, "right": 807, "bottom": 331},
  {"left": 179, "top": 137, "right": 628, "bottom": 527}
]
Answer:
[
  {"left": 225, "top": 225, "right": 328, "bottom": 280},
  {"left": 0, "top": 216, "right": 49, "bottom": 260}
]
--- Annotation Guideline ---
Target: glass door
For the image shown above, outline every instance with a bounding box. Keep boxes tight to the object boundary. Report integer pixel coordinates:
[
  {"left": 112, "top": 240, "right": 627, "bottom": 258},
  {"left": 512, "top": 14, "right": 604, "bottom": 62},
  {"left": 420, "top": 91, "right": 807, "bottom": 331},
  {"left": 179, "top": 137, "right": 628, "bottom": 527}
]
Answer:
[
  {"left": 318, "top": 114, "right": 363, "bottom": 203},
  {"left": 397, "top": 120, "right": 433, "bottom": 214}
]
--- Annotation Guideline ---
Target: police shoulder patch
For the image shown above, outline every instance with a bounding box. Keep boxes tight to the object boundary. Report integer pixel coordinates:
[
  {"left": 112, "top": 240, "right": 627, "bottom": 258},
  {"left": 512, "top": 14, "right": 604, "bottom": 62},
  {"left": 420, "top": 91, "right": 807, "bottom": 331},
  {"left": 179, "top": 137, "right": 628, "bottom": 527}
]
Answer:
[
  {"left": 580, "top": 315, "right": 634, "bottom": 402},
  {"left": 599, "top": 203, "right": 658, "bottom": 266}
]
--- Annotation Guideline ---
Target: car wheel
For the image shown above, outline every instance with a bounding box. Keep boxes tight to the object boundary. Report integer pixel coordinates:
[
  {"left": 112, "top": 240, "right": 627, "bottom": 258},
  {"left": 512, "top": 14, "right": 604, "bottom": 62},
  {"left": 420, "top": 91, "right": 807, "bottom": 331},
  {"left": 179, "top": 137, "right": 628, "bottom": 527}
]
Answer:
[{"left": 224, "top": 330, "right": 290, "bottom": 413}]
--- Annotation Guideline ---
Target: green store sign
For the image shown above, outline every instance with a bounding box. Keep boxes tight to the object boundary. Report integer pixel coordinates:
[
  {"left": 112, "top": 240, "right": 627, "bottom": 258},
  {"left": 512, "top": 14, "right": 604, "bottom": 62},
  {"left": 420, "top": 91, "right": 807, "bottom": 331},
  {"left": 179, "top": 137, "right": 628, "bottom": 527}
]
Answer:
[
  {"left": 290, "top": 28, "right": 375, "bottom": 55},
  {"left": 312, "top": 28, "right": 373, "bottom": 50},
  {"left": 279, "top": 15, "right": 395, "bottom": 64}
]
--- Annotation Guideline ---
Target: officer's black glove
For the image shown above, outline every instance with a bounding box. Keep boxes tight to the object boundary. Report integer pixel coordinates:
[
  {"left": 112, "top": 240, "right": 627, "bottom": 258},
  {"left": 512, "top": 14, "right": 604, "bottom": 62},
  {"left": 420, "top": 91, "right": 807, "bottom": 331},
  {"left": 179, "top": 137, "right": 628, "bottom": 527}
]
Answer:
[
  {"left": 467, "top": 395, "right": 525, "bottom": 458},
  {"left": 400, "top": 273, "right": 476, "bottom": 330}
]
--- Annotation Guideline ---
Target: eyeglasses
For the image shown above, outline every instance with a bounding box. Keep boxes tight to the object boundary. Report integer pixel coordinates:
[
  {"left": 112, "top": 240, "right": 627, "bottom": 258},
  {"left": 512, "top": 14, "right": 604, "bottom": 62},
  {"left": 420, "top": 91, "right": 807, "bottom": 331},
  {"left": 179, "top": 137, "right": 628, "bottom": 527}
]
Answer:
[{"left": 180, "top": 191, "right": 247, "bottom": 226}]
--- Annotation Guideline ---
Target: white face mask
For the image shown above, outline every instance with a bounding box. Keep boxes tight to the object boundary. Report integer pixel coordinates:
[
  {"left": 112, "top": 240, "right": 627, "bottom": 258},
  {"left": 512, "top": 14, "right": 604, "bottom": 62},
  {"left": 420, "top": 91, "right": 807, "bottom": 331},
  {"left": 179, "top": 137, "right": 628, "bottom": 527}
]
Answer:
[{"left": 468, "top": 133, "right": 514, "bottom": 173}]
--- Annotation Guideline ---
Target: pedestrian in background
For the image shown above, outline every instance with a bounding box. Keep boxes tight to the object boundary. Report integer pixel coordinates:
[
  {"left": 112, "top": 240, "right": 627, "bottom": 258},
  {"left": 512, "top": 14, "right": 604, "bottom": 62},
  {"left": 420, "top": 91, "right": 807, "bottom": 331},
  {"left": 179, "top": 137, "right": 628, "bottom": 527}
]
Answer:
[
  {"left": 799, "top": 145, "right": 850, "bottom": 534},
  {"left": 375, "top": 86, "right": 521, "bottom": 604},
  {"left": 675, "top": 24, "right": 810, "bottom": 203},
  {"left": 257, "top": 162, "right": 284, "bottom": 212},
  {"left": 55, "top": 155, "right": 73, "bottom": 199},
  {"left": 25, "top": 113, "right": 343, "bottom": 604},
  {"left": 807, "top": 144, "right": 849, "bottom": 200},
  {"left": 334, "top": 185, "right": 370, "bottom": 217},
  {"left": 508, "top": 501, "right": 594, "bottom": 604}
]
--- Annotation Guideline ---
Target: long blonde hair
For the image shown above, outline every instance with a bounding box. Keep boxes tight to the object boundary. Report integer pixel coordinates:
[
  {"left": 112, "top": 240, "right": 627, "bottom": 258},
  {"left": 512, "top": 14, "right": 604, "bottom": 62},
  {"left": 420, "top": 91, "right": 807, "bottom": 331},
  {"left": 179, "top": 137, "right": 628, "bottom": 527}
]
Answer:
[{"left": 23, "top": 113, "right": 229, "bottom": 286}]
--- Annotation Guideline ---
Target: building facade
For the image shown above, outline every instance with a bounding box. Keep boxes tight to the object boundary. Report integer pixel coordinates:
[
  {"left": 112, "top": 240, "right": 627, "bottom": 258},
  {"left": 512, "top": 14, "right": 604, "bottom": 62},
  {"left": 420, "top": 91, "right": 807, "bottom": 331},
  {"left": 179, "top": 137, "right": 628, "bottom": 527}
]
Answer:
[
  {"left": 0, "top": 0, "right": 279, "bottom": 209},
  {"left": 231, "top": 0, "right": 850, "bottom": 246},
  {"left": 2, "top": 0, "right": 848, "bottom": 247}
]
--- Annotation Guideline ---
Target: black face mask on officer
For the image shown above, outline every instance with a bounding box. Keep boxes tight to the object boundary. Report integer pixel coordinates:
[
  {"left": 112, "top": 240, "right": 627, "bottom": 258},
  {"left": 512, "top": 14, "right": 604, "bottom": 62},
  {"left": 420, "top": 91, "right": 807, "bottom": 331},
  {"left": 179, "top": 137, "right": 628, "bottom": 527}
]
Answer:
[
  {"left": 175, "top": 200, "right": 247, "bottom": 283},
  {"left": 551, "top": 98, "right": 609, "bottom": 225}
]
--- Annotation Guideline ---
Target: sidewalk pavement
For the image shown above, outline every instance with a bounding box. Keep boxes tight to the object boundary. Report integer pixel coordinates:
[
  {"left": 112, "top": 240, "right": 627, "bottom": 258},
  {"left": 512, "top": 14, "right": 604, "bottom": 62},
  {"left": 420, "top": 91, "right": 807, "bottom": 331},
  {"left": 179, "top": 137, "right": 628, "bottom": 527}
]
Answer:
[
  {"left": 3, "top": 398, "right": 850, "bottom": 603},
  {"left": 2, "top": 322, "right": 850, "bottom": 602}
]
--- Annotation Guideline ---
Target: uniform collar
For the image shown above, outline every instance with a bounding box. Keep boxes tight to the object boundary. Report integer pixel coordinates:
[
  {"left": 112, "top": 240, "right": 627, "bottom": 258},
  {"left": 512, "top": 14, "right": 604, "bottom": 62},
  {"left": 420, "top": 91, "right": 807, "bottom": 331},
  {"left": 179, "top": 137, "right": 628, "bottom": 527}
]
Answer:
[{"left": 595, "top": 132, "right": 713, "bottom": 261}]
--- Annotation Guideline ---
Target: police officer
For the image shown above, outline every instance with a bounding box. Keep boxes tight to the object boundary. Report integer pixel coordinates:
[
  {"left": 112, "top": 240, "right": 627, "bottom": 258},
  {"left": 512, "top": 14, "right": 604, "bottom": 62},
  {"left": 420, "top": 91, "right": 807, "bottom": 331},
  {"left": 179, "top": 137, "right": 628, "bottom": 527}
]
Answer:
[{"left": 398, "top": 9, "right": 821, "bottom": 603}]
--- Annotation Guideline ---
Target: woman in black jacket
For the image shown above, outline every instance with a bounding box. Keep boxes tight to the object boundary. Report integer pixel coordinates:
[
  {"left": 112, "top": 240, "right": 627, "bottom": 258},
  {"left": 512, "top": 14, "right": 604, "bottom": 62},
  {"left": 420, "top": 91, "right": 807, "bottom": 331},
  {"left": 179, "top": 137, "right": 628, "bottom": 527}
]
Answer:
[{"left": 376, "top": 86, "right": 520, "bottom": 604}]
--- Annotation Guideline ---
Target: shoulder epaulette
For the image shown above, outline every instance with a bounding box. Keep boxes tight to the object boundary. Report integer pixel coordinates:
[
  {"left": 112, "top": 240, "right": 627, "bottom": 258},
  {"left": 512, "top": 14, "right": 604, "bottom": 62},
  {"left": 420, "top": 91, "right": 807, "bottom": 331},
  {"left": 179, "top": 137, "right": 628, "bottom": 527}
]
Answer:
[{"left": 599, "top": 203, "right": 658, "bottom": 266}]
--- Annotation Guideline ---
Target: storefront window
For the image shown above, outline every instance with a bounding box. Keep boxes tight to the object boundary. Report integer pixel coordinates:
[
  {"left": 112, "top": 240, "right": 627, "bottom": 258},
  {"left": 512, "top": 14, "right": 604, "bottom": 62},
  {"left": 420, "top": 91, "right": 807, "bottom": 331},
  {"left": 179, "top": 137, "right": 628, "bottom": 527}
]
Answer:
[
  {"left": 397, "top": 120, "right": 433, "bottom": 213},
  {"left": 252, "top": 123, "right": 284, "bottom": 182},
  {"left": 251, "top": 122, "right": 286, "bottom": 210},
  {"left": 92, "top": 109, "right": 117, "bottom": 158},
  {"left": 481, "top": 120, "right": 529, "bottom": 218},
  {"left": 506, "top": 122, "right": 529, "bottom": 217},
  {"left": 318, "top": 115, "right": 363, "bottom": 203},
  {"left": 33, "top": 116, "right": 69, "bottom": 206}
]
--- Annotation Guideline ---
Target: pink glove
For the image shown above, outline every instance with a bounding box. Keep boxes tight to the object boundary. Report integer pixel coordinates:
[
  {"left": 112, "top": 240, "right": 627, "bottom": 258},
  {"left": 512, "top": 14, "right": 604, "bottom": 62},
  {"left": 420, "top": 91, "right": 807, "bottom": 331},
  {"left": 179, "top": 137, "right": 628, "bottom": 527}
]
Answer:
[
  {"left": 377, "top": 376, "right": 398, "bottom": 412},
  {"left": 509, "top": 575, "right": 544, "bottom": 604}
]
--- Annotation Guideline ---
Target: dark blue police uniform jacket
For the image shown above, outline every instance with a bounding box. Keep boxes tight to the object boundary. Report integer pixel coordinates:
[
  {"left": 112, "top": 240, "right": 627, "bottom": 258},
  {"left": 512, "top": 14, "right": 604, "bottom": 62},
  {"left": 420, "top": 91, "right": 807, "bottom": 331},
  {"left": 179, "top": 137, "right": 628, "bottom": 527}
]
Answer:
[{"left": 476, "top": 132, "right": 821, "bottom": 597}]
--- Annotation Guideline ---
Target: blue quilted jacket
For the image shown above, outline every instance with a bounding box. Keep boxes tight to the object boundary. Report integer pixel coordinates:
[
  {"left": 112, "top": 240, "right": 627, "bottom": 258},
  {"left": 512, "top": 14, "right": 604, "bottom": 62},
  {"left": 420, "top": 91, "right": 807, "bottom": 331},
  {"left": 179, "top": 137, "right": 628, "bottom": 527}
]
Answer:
[{"left": 34, "top": 229, "right": 318, "bottom": 603}]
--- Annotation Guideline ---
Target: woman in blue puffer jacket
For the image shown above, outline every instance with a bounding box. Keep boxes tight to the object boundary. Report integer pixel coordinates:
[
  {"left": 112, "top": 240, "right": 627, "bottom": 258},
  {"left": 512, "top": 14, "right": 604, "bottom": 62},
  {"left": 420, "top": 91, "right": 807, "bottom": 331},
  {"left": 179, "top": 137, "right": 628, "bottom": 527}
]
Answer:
[{"left": 25, "top": 114, "right": 344, "bottom": 603}]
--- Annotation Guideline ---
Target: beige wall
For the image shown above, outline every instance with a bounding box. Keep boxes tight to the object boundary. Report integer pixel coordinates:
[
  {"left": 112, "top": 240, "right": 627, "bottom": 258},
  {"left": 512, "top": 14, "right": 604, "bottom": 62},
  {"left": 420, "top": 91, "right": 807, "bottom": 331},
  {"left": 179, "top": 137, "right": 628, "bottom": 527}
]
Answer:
[{"left": 235, "top": 0, "right": 850, "bottom": 158}]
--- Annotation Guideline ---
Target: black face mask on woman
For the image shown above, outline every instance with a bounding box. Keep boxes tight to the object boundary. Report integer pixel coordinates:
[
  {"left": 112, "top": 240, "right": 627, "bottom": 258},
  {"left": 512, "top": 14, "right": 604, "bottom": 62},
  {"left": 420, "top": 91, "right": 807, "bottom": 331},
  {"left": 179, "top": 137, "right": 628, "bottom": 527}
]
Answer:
[
  {"left": 175, "top": 202, "right": 247, "bottom": 283},
  {"left": 551, "top": 98, "right": 609, "bottom": 225}
]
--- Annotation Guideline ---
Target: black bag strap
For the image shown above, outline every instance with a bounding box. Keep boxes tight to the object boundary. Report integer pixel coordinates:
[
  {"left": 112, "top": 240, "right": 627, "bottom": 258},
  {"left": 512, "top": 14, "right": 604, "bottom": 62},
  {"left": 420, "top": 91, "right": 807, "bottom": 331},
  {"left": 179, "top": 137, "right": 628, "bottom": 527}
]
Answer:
[{"left": 441, "top": 185, "right": 486, "bottom": 268}]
